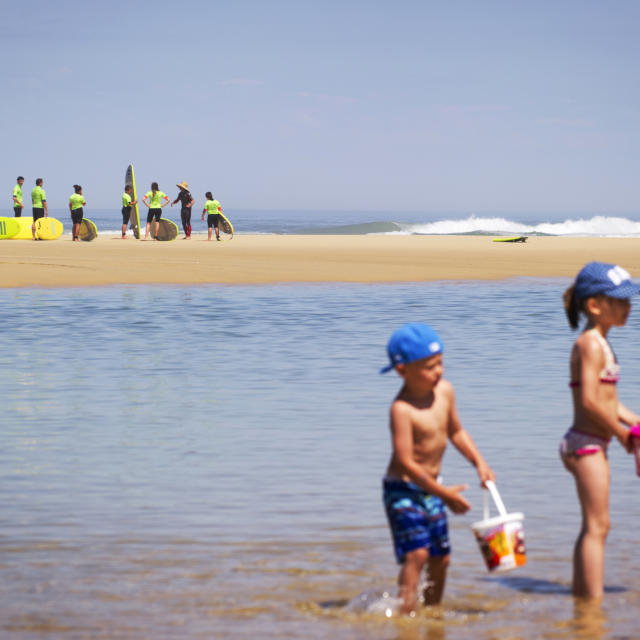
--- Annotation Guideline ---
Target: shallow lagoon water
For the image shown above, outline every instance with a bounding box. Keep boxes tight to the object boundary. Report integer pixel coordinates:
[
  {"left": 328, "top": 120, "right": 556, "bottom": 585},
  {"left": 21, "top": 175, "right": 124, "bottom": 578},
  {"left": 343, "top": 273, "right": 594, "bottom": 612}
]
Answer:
[{"left": 2, "top": 281, "right": 639, "bottom": 639}]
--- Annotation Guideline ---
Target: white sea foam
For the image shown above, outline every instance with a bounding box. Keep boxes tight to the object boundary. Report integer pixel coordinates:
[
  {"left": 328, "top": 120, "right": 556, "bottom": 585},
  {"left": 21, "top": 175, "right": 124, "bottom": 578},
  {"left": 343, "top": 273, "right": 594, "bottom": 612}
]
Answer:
[{"left": 389, "top": 215, "right": 640, "bottom": 237}]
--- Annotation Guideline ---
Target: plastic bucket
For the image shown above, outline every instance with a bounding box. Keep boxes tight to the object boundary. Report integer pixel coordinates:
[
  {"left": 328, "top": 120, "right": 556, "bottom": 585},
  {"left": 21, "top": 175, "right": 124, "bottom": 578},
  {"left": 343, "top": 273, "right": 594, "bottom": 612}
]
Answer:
[{"left": 471, "top": 481, "right": 526, "bottom": 572}]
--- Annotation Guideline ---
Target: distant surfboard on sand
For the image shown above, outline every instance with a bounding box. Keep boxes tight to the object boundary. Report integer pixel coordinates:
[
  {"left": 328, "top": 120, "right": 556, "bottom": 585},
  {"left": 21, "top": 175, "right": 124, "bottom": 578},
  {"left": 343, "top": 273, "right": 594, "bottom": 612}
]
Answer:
[
  {"left": 493, "top": 236, "right": 527, "bottom": 243},
  {"left": 79, "top": 218, "right": 98, "bottom": 241},
  {"left": 153, "top": 218, "right": 179, "bottom": 241}
]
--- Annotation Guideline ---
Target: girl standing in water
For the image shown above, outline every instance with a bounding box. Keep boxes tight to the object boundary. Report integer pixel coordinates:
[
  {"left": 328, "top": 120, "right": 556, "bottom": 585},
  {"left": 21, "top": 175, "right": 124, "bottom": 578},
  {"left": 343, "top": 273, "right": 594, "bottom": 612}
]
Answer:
[{"left": 560, "top": 262, "right": 640, "bottom": 599}]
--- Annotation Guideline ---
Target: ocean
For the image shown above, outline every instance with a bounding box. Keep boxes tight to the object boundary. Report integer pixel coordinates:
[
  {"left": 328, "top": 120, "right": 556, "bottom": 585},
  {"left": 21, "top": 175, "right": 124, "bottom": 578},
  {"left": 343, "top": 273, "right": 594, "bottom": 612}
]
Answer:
[
  {"left": 2, "top": 280, "right": 640, "bottom": 639},
  {"left": 13, "top": 207, "right": 640, "bottom": 238}
]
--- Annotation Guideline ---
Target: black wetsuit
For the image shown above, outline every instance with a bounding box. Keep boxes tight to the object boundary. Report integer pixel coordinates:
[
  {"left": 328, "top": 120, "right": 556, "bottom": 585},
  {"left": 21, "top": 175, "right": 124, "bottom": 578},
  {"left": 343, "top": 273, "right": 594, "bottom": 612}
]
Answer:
[{"left": 174, "top": 190, "right": 193, "bottom": 236}]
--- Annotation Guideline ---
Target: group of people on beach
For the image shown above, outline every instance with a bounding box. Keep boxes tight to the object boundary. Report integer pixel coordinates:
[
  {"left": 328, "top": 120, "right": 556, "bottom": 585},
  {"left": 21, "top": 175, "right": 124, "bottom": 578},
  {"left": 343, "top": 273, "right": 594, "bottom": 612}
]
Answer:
[
  {"left": 382, "top": 261, "right": 640, "bottom": 613},
  {"left": 11, "top": 177, "right": 224, "bottom": 241},
  {"left": 122, "top": 181, "right": 224, "bottom": 241}
]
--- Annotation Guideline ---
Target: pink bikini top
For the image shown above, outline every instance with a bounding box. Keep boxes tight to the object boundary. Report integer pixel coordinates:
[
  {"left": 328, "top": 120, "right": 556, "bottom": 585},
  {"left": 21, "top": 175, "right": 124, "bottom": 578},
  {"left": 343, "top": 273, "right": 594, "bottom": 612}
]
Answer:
[{"left": 569, "top": 329, "right": 620, "bottom": 388}]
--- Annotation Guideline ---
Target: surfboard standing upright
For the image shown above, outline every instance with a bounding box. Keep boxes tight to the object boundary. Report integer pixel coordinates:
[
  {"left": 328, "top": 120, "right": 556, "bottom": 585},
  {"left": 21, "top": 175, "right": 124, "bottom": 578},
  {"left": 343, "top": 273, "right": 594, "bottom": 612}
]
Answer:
[
  {"left": 218, "top": 209, "right": 234, "bottom": 241},
  {"left": 125, "top": 164, "right": 141, "bottom": 239}
]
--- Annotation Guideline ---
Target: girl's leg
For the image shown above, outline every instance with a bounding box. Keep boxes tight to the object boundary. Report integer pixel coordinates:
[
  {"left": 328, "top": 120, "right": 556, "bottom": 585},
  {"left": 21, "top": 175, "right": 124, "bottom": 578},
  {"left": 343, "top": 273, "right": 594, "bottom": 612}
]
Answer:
[
  {"left": 144, "top": 221, "right": 151, "bottom": 239},
  {"left": 398, "top": 547, "right": 428, "bottom": 614},
  {"left": 423, "top": 554, "right": 449, "bottom": 605},
  {"left": 122, "top": 224, "right": 127, "bottom": 238},
  {"left": 215, "top": 225, "right": 220, "bottom": 240},
  {"left": 564, "top": 452, "right": 610, "bottom": 599}
]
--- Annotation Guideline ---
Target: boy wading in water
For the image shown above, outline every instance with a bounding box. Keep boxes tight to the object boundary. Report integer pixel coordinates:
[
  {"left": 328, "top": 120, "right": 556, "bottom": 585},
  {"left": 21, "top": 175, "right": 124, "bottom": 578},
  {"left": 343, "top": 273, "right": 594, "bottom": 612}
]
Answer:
[{"left": 381, "top": 323, "right": 495, "bottom": 614}]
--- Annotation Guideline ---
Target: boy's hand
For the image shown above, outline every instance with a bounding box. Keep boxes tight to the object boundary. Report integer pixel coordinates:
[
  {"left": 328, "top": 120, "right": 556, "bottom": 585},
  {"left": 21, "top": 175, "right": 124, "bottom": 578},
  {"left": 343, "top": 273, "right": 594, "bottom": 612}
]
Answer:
[
  {"left": 442, "top": 484, "right": 470, "bottom": 514},
  {"left": 476, "top": 461, "right": 496, "bottom": 487}
]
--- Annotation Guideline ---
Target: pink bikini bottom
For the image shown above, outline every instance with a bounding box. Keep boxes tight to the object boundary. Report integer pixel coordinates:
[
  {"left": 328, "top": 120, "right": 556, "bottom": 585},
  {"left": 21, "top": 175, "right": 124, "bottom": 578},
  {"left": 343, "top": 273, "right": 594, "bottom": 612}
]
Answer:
[{"left": 560, "top": 428, "right": 610, "bottom": 458}]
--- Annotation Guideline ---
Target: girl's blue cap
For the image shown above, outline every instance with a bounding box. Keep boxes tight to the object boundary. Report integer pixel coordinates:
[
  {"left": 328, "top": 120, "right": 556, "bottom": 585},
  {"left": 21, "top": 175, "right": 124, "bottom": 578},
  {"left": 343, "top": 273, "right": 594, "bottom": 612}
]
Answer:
[
  {"left": 574, "top": 262, "right": 640, "bottom": 300},
  {"left": 380, "top": 323, "right": 443, "bottom": 373}
]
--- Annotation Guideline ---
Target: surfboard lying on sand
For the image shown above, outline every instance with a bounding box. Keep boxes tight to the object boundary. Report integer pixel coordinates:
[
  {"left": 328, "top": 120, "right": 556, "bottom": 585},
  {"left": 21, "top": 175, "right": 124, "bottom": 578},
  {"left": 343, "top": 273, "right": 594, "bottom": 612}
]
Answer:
[
  {"left": 492, "top": 236, "right": 527, "bottom": 243},
  {"left": 125, "top": 163, "right": 141, "bottom": 239},
  {"left": 153, "top": 218, "right": 179, "bottom": 241},
  {"left": 36, "top": 217, "right": 64, "bottom": 240},
  {"left": 0, "top": 217, "right": 20, "bottom": 239},
  {"left": 10, "top": 217, "right": 36, "bottom": 239},
  {"left": 218, "top": 210, "right": 234, "bottom": 241},
  {"left": 79, "top": 218, "right": 98, "bottom": 241},
  {"left": 9, "top": 216, "right": 63, "bottom": 239}
]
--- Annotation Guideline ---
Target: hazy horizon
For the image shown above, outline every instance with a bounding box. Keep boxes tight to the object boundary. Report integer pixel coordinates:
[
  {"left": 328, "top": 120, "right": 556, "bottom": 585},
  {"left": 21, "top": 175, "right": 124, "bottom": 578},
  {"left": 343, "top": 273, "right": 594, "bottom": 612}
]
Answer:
[{"left": 3, "top": 1, "right": 639, "bottom": 215}]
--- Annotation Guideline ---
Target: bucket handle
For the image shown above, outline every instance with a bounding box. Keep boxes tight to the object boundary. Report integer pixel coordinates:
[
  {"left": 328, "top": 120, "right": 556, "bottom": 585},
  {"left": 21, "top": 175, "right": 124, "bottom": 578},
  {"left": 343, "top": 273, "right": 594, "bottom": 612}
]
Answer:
[{"left": 482, "top": 480, "right": 508, "bottom": 519}]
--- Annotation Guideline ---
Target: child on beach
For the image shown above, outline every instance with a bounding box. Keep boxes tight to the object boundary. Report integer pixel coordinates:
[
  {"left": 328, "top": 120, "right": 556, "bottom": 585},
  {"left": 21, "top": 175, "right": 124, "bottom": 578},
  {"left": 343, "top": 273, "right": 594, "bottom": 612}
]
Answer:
[
  {"left": 69, "top": 185, "right": 86, "bottom": 242},
  {"left": 560, "top": 262, "right": 640, "bottom": 599},
  {"left": 381, "top": 323, "right": 495, "bottom": 613},
  {"left": 121, "top": 185, "right": 137, "bottom": 239},
  {"left": 201, "top": 192, "right": 222, "bottom": 241}
]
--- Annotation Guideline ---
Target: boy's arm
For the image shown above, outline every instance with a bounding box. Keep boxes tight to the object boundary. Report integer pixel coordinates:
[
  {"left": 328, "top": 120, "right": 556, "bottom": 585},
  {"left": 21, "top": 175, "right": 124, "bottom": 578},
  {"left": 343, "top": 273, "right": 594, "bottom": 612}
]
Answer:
[
  {"left": 447, "top": 389, "right": 495, "bottom": 486},
  {"left": 390, "top": 401, "right": 470, "bottom": 513}
]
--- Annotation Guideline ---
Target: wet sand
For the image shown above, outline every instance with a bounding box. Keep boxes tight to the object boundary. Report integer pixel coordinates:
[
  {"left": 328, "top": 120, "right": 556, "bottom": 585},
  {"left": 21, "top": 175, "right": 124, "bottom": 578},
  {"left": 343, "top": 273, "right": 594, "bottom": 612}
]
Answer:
[{"left": 2, "top": 235, "right": 639, "bottom": 287}]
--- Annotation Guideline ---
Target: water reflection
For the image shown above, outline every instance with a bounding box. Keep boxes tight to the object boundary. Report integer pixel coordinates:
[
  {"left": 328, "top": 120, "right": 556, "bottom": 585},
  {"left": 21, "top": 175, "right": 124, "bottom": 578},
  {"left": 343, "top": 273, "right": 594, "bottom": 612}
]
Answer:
[{"left": 568, "top": 599, "right": 608, "bottom": 639}]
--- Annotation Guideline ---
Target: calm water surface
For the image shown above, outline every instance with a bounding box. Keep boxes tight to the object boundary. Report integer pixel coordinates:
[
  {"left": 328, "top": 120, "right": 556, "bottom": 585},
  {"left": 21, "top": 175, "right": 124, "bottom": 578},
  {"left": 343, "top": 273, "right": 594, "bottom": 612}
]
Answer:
[{"left": 2, "top": 282, "right": 639, "bottom": 639}]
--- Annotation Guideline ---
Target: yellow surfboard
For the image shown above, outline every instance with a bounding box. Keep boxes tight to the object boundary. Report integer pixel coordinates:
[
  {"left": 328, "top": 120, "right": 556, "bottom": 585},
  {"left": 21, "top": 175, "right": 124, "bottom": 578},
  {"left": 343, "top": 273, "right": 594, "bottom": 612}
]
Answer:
[
  {"left": 218, "top": 210, "right": 234, "bottom": 241},
  {"left": 153, "top": 218, "right": 179, "bottom": 241},
  {"left": 9, "top": 217, "right": 35, "bottom": 239},
  {"left": 79, "top": 218, "right": 98, "bottom": 241},
  {"left": 125, "top": 163, "right": 141, "bottom": 239},
  {"left": 9, "top": 217, "right": 63, "bottom": 239},
  {"left": 35, "top": 217, "right": 64, "bottom": 240},
  {"left": 0, "top": 217, "right": 20, "bottom": 239}
]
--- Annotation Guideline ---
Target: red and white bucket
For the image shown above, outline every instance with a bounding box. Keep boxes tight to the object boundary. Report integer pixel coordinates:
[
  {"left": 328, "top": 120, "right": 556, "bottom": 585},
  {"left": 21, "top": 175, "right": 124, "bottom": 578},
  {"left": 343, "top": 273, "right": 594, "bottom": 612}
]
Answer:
[{"left": 471, "top": 481, "right": 526, "bottom": 572}]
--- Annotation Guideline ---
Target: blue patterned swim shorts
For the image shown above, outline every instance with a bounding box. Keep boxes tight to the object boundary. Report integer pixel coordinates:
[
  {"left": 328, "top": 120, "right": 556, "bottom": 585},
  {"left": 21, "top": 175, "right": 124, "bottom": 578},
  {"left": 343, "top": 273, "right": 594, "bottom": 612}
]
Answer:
[{"left": 383, "top": 477, "right": 450, "bottom": 563}]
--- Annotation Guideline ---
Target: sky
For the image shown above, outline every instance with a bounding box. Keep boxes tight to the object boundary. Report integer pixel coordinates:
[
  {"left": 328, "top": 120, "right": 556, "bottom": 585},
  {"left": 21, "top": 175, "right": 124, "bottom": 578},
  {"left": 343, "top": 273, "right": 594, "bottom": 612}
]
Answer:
[{"left": 2, "top": 0, "right": 639, "bottom": 215}]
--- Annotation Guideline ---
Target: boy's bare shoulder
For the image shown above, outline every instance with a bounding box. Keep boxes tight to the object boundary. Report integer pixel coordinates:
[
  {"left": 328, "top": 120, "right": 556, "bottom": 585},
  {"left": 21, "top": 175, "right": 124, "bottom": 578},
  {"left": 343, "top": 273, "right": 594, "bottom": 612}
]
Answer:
[
  {"left": 391, "top": 378, "right": 455, "bottom": 412},
  {"left": 436, "top": 378, "right": 454, "bottom": 396}
]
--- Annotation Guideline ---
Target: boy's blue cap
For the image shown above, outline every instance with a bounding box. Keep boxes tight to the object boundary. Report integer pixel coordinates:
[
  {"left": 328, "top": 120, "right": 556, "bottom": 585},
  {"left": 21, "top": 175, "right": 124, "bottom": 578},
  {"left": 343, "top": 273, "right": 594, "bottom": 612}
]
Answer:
[
  {"left": 380, "top": 323, "right": 443, "bottom": 373},
  {"left": 574, "top": 262, "right": 640, "bottom": 300}
]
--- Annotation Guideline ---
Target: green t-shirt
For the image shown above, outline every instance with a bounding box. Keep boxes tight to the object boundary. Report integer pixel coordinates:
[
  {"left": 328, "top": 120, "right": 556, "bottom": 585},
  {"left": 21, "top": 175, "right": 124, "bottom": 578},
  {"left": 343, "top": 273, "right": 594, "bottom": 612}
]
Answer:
[
  {"left": 69, "top": 193, "right": 86, "bottom": 210},
  {"left": 13, "top": 184, "right": 23, "bottom": 207},
  {"left": 205, "top": 199, "right": 221, "bottom": 215},
  {"left": 122, "top": 192, "right": 132, "bottom": 208},
  {"left": 31, "top": 185, "right": 46, "bottom": 208},
  {"left": 146, "top": 190, "right": 166, "bottom": 208}
]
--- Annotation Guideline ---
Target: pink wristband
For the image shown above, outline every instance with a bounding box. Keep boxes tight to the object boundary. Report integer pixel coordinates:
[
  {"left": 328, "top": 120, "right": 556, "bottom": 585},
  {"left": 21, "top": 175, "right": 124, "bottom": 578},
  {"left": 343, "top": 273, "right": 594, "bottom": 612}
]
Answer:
[{"left": 629, "top": 424, "right": 640, "bottom": 438}]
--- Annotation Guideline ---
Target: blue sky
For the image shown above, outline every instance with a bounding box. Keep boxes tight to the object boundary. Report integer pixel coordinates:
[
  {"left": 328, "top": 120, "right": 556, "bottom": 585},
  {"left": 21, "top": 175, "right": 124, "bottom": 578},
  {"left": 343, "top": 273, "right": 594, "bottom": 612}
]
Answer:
[{"left": 3, "top": 0, "right": 639, "bottom": 214}]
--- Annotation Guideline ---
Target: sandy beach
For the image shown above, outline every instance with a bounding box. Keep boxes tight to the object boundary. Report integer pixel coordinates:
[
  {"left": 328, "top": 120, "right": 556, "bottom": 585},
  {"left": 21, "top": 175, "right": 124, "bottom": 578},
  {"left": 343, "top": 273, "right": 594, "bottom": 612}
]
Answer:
[{"left": 2, "top": 235, "right": 640, "bottom": 287}]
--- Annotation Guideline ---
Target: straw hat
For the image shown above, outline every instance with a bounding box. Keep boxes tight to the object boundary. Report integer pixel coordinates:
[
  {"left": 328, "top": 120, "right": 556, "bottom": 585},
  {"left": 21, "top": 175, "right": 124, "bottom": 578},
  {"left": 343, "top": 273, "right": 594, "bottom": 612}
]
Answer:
[{"left": 176, "top": 181, "right": 189, "bottom": 190}]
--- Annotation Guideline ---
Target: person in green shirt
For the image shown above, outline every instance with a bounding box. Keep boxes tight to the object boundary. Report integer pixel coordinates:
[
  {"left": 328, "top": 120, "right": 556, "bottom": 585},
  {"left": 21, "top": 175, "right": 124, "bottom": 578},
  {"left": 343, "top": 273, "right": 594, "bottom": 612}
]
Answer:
[
  {"left": 12, "top": 176, "right": 24, "bottom": 217},
  {"left": 121, "top": 185, "right": 137, "bottom": 239},
  {"left": 69, "top": 184, "right": 86, "bottom": 242},
  {"left": 201, "top": 191, "right": 222, "bottom": 241},
  {"left": 31, "top": 178, "right": 48, "bottom": 240},
  {"left": 142, "top": 181, "right": 169, "bottom": 240}
]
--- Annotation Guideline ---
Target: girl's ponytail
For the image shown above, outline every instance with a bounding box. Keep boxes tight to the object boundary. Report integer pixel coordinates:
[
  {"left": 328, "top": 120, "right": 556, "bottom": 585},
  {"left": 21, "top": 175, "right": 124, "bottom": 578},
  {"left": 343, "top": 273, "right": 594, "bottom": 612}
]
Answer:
[{"left": 563, "top": 285, "right": 581, "bottom": 329}]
